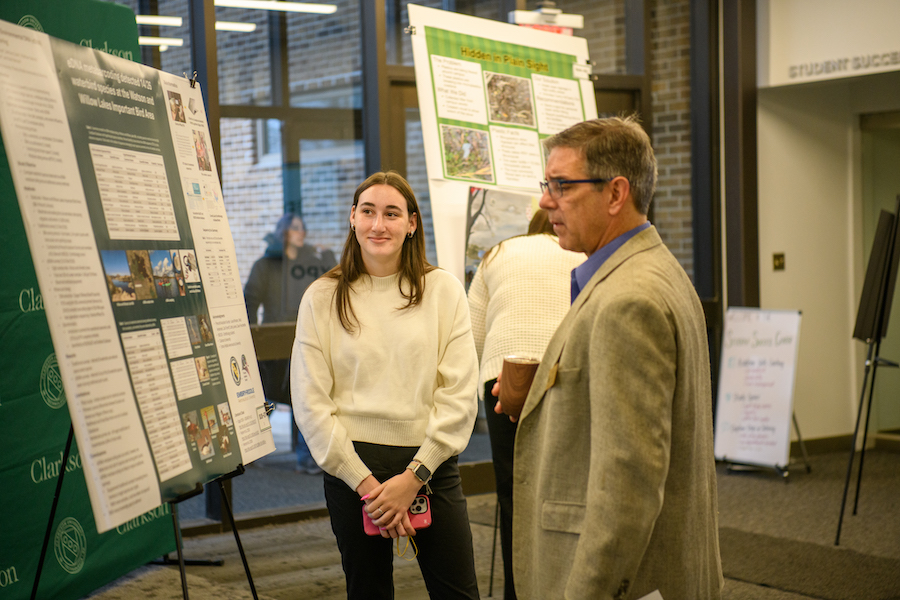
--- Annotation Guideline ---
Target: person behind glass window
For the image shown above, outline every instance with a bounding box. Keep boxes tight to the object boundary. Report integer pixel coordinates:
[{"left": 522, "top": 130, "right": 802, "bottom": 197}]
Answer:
[
  {"left": 291, "top": 171, "right": 480, "bottom": 599},
  {"left": 245, "top": 212, "right": 336, "bottom": 474}
]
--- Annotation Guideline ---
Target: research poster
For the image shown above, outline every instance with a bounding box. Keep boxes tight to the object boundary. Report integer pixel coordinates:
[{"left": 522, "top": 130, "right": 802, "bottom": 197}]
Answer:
[
  {"left": 0, "top": 19, "right": 275, "bottom": 534},
  {"left": 409, "top": 4, "right": 596, "bottom": 280},
  {"left": 0, "top": 3, "right": 177, "bottom": 598},
  {"left": 714, "top": 308, "right": 802, "bottom": 469}
]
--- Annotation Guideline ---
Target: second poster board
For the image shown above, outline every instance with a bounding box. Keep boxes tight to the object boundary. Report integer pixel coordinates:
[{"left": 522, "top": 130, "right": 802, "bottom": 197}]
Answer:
[{"left": 408, "top": 5, "right": 597, "bottom": 281}]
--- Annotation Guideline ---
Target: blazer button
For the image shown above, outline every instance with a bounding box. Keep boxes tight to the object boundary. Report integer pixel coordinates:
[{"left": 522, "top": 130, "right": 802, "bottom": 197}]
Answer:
[{"left": 614, "top": 579, "right": 629, "bottom": 600}]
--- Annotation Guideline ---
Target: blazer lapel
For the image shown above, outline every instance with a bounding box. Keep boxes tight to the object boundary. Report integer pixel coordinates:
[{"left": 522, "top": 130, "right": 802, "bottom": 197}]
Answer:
[{"left": 518, "top": 226, "right": 664, "bottom": 421}]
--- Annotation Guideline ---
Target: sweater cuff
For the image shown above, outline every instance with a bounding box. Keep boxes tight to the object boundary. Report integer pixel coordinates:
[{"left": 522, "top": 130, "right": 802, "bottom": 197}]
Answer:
[
  {"left": 414, "top": 439, "right": 452, "bottom": 475},
  {"left": 335, "top": 455, "right": 372, "bottom": 493}
]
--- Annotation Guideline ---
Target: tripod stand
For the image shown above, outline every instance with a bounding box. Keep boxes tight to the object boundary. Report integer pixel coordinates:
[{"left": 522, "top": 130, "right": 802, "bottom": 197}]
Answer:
[{"left": 835, "top": 197, "right": 900, "bottom": 546}]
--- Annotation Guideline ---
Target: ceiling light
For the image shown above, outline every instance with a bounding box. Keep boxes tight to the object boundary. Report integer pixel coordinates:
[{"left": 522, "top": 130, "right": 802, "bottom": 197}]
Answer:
[
  {"left": 135, "top": 15, "right": 184, "bottom": 27},
  {"left": 138, "top": 36, "right": 185, "bottom": 47},
  {"left": 215, "top": 21, "right": 258, "bottom": 32},
  {"left": 213, "top": 0, "right": 336, "bottom": 14}
]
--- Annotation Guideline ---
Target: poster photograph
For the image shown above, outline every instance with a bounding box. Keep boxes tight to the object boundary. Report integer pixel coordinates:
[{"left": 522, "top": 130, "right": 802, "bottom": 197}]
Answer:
[{"left": 465, "top": 186, "right": 540, "bottom": 283}]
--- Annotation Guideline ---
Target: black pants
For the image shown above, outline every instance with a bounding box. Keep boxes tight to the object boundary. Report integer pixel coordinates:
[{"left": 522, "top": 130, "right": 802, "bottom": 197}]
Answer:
[
  {"left": 323, "top": 442, "right": 480, "bottom": 600},
  {"left": 485, "top": 380, "right": 518, "bottom": 600}
]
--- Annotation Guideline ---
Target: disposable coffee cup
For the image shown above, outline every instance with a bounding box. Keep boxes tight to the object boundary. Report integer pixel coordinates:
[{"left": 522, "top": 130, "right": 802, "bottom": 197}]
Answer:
[{"left": 499, "top": 356, "right": 540, "bottom": 419}]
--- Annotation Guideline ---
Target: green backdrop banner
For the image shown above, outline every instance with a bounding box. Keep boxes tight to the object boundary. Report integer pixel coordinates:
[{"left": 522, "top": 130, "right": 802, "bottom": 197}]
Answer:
[{"left": 0, "top": 2, "right": 174, "bottom": 599}]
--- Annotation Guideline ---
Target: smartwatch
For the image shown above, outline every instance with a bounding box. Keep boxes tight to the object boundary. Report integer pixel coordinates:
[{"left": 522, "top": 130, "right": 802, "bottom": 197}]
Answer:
[{"left": 406, "top": 460, "right": 432, "bottom": 485}]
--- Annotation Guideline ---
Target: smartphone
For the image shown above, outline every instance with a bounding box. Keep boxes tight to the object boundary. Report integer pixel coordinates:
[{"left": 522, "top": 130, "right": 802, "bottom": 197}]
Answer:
[{"left": 363, "top": 495, "right": 432, "bottom": 535}]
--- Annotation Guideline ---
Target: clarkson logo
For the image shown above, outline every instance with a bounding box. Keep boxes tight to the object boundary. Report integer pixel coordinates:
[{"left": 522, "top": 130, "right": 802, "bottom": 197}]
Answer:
[
  {"left": 40, "top": 354, "right": 66, "bottom": 410},
  {"left": 54, "top": 517, "right": 86, "bottom": 574},
  {"left": 16, "top": 15, "right": 44, "bottom": 32}
]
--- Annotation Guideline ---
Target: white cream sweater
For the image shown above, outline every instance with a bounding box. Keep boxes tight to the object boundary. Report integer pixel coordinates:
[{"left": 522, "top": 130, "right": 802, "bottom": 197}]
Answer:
[
  {"left": 291, "top": 268, "right": 478, "bottom": 490},
  {"left": 468, "top": 234, "right": 585, "bottom": 397}
]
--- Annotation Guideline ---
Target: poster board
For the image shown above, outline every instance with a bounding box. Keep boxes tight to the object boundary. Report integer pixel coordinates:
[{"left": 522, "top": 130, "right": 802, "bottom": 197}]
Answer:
[
  {"left": 0, "top": 4, "right": 179, "bottom": 600},
  {"left": 0, "top": 18, "right": 275, "bottom": 535},
  {"left": 714, "top": 308, "right": 802, "bottom": 468},
  {"left": 408, "top": 4, "right": 596, "bottom": 281}
]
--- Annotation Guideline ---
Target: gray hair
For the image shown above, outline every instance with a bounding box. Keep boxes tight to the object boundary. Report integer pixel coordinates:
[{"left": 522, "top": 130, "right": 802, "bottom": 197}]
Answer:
[{"left": 543, "top": 116, "right": 657, "bottom": 215}]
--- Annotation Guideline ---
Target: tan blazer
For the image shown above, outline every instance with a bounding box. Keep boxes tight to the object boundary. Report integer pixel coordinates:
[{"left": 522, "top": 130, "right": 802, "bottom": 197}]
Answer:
[{"left": 512, "top": 226, "right": 723, "bottom": 600}]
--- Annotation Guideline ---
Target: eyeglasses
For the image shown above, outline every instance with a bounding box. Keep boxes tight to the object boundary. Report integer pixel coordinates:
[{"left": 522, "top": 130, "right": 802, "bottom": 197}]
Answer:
[{"left": 539, "top": 178, "right": 609, "bottom": 199}]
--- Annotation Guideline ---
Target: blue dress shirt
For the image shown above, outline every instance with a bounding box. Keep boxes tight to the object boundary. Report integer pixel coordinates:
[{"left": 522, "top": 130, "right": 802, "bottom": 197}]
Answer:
[{"left": 570, "top": 222, "right": 651, "bottom": 303}]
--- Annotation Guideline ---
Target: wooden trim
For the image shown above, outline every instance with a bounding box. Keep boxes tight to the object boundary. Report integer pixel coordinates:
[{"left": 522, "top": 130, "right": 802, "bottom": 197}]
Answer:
[
  {"left": 722, "top": 0, "right": 760, "bottom": 307},
  {"left": 790, "top": 435, "right": 853, "bottom": 456},
  {"left": 249, "top": 323, "right": 295, "bottom": 361}
]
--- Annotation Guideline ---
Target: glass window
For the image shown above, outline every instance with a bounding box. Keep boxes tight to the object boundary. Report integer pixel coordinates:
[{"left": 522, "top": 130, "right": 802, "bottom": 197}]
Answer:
[
  {"left": 287, "top": 1, "right": 362, "bottom": 109},
  {"left": 157, "top": 0, "right": 193, "bottom": 77},
  {"left": 257, "top": 118, "right": 283, "bottom": 162},
  {"left": 296, "top": 138, "right": 366, "bottom": 255},
  {"left": 216, "top": 7, "right": 273, "bottom": 105},
  {"left": 219, "top": 117, "right": 286, "bottom": 288},
  {"left": 404, "top": 107, "right": 437, "bottom": 265}
]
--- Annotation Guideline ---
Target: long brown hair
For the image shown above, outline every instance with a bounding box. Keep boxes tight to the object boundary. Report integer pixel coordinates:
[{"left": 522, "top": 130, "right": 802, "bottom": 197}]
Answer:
[
  {"left": 481, "top": 208, "right": 555, "bottom": 267},
  {"left": 327, "top": 171, "right": 434, "bottom": 332}
]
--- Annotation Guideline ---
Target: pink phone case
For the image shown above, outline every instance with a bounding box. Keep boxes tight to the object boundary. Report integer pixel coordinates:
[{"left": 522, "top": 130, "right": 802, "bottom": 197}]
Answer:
[{"left": 363, "top": 495, "right": 432, "bottom": 535}]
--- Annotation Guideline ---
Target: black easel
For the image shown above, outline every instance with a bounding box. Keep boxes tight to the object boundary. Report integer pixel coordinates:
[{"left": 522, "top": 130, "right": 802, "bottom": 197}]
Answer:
[
  {"left": 162, "top": 466, "right": 259, "bottom": 600},
  {"left": 835, "top": 197, "right": 900, "bottom": 546},
  {"left": 30, "top": 426, "right": 259, "bottom": 599},
  {"left": 30, "top": 426, "right": 75, "bottom": 600}
]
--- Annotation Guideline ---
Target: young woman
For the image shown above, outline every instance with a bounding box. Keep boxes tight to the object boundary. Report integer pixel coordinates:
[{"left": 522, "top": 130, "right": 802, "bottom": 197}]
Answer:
[{"left": 290, "top": 171, "right": 480, "bottom": 599}]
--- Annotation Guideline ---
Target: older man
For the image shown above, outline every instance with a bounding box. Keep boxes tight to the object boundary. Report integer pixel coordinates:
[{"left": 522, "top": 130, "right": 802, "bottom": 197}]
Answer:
[{"left": 507, "top": 116, "right": 723, "bottom": 599}]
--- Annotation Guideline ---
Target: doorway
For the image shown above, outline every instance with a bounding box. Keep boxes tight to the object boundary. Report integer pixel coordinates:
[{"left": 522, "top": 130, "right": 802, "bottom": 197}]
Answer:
[{"left": 860, "top": 112, "right": 900, "bottom": 434}]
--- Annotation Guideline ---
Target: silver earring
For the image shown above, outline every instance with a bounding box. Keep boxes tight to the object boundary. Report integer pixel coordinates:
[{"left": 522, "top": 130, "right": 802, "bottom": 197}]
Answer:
[
  {"left": 408, "top": 231, "right": 413, "bottom": 238},
  {"left": 351, "top": 224, "right": 355, "bottom": 232}
]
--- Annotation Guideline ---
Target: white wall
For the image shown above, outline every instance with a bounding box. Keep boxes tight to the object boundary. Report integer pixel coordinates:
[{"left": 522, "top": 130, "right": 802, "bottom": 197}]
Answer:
[
  {"left": 758, "top": 0, "right": 900, "bottom": 87},
  {"left": 756, "top": 71, "right": 900, "bottom": 440},
  {"left": 757, "top": 82, "right": 858, "bottom": 439}
]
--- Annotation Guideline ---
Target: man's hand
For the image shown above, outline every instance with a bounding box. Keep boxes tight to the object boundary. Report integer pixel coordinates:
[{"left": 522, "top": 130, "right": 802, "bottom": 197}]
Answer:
[{"left": 492, "top": 374, "right": 518, "bottom": 423}]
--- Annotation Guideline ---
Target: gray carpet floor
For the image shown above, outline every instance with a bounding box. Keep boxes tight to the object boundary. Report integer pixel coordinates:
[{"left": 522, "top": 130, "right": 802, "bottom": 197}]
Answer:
[{"left": 83, "top": 449, "right": 900, "bottom": 599}]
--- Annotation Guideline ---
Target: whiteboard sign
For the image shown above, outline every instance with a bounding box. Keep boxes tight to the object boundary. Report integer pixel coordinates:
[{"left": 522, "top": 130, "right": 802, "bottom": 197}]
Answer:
[{"left": 714, "top": 308, "right": 802, "bottom": 468}]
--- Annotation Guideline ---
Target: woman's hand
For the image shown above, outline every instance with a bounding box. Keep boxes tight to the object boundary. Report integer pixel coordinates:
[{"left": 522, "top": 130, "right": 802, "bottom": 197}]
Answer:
[
  {"left": 362, "top": 470, "right": 422, "bottom": 538},
  {"left": 356, "top": 475, "right": 380, "bottom": 499}
]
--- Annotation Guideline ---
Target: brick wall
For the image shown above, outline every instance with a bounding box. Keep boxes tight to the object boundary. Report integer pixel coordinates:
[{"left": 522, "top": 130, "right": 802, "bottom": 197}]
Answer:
[{"left": 650, "top": 0, "right": 693, "bottom": 279}]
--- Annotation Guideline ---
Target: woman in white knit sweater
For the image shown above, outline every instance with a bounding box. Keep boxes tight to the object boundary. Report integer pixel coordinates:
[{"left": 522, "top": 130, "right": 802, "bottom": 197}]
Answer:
[{"left": 291, "top": 171, "right": 480, "bottom": 599}]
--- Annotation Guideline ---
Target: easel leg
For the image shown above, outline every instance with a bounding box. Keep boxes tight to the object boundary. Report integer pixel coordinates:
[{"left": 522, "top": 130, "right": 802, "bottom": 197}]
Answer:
[
  {"left": 170, "top": 503, "right": 190, "bottom": 600},
  {"left": 836, "top": 345, "right": 874, "bottom": 545},
  {"left": 792, "top": 412, "right": 812, "bottom": 473},
  {"left": 30, "top": 426, "right": 74, "bottom": 600},
  {"left": 217, "top": 480, "right": 258, "bottom": 600},
  {"left": 852, "top": 361, "right": 881, "bottom": 515}
]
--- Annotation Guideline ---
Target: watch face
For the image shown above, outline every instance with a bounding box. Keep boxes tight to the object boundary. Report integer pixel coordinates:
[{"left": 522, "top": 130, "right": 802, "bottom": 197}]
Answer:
[{"left": 416, "top": 464, "right": 431, "bottom": 481}]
